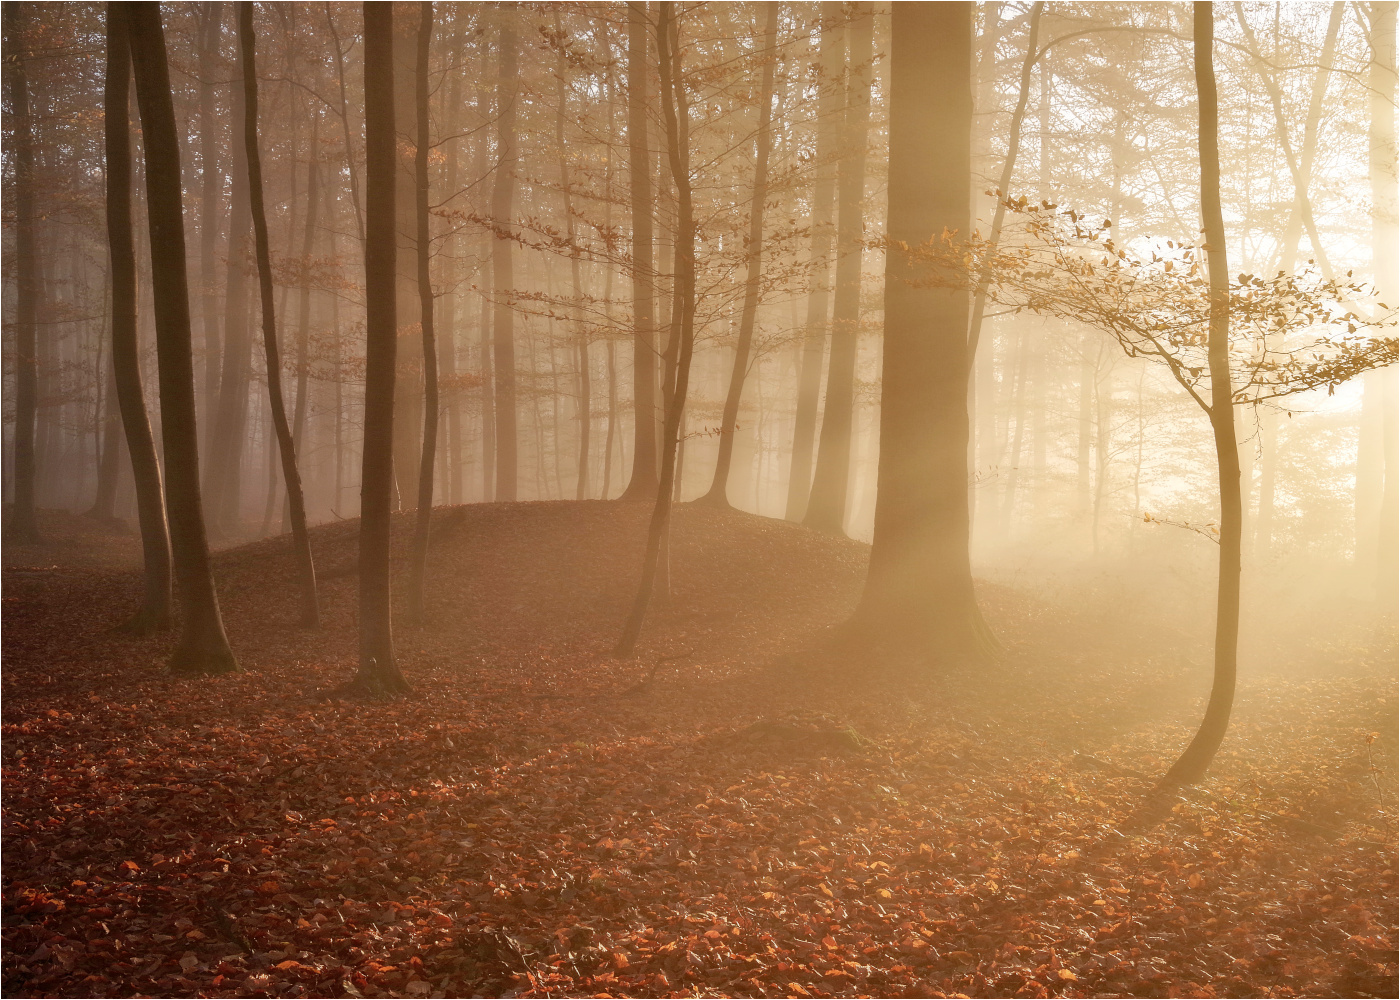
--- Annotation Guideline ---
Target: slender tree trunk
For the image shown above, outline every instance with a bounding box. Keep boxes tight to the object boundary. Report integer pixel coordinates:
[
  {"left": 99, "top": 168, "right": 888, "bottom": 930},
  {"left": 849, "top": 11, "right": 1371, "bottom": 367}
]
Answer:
[
  {"left": 407, "top": 2, "right": 439, "bottom": 621},
  {"left": 5, "top": 5, "right": 41, "bottom": 544},
  {"left": 198, "top": 3, "right": 224, "bottom": 450},
  {"left": 105, "top": 3, "right": 172, "bottom": 632},
  {"left": 620, "top": 2, "right": 659, "bottom": 501},
  {"left": 785, "top": 2, "right": 843, "bottom": 522},
  {"left": 206, "top": 60, "right": 253, "bottom": 538},
  {"left": 616, "top": 1, "right": 696, "bottom": 657},
  {"left": 238, "top": 1, "right": 318, "bottom": 627},
  {"left": 856, "top": 1, "right": 991, "bottom": 662},
  {"left": 701, "top": 3, "right": 779, "bottom": 507},
  {"left": 355, "top": 2, "right": 410, "bottom": 694},
  {"left": 127, "top": 1, "right": 237, "bottom": 675},
  {"left": 804, "top": 2, "right": 874, "bottom": 535},
  {"left": 1161, "top": 2, "right": 1241, "bottom": 787},
  {"left": 492, "top": 22, "right": 519, "bottom": 501},
  {"left": 292, "top": 122, "right": 320, "bottom": 459}
]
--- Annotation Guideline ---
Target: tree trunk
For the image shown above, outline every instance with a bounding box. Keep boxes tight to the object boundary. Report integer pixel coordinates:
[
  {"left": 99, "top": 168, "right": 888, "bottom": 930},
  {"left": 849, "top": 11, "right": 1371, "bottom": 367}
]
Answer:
[
  {"left": 701, "top": 3, "right": 779, "bottom": 507},
  {"left": 355, "top": 1, "right": 410, "bottom": 694},
  {"left": 856, "top": 1, "right": 991, "bottom": 663},
  {"left": 5, "top": 5, "right": 41, "bottom": 544},
  {"left": 492, "top": 22, "right": 520, "bottom": 501},
  {"left": 291, "top": 121, "right": 320, "bottom": 461},
  {"left": 88, "top": 339, "right": 123, "bottom": 523},
  {"left": 1370, "top": 1, "right": 1399, "bottom": 606},
  {"left": 620, "top": 2, "right": 659, "bottom": 501},
  {"left": 105, "top": 3, "right": 172, "bottom": 633},
  {"left": 205, "top": 59, "right": 253, "bottom": 538},
  {"left": 198, "top": 3, "right": 224, "bottom": 450},
  {"left": 407, "top": 1, "right": 439, "bottom": 621},
  {"left": 804, "top": 2, "right": 873, "bottom": 536},
  {"left": 616, "top": 1, "right": 697, "bottom": 658},
  {"left": 785, "top": 2, "right": 843, "bottom": 522},
  {"left": 238, "top": 1, "right": 319, "bottom": 627},
  {"left": 1161, "top": 1, "right": 1241, "bottom": 787},
  {"left": 127, "top": 1, "right": 237, "bottom": 675}
]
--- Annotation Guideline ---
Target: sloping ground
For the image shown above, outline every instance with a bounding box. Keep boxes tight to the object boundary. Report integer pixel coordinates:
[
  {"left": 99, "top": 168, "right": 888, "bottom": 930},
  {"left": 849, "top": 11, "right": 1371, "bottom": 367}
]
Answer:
[{"left": 2, "top": 501, "right": 1395, "bottom": 999}]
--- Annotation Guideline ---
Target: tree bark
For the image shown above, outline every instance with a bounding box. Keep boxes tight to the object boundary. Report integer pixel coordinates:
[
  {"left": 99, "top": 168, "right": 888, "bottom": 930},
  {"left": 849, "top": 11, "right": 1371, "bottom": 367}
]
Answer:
[
  {"left": 616, "top": 1, "right": 697, "bottom": 658},
  {"left": 408, "top": 1, "right": 439, "bottom": 621},
  {"left": 701, "top": 3, "right": 779, "bottom": 507},
  {"left": 126, "top": 1, "right": 237, "bottom": 675},
  {"left": 1161, "top": 1, "right": 1241, "bottom": 787},
  {"left": 785, "top": 2, "right": 843, "bottom": 522},
  {"left": 856, "top": 1, "right": 991, "bottom": 663},
  {"left": 105, "top": 3, "right": 173, "bottom": 633},
  {"left": 620, "top": 1, "right": 659, "bottom": 501},
  {"left": 197, "top": 3, "right": 224, "bottom": 450},
  {"left": 5, "top": 4, "right": 41, "bottom": 544},
  {"left": 1370, "top": 1, "right": 1399, "bottom": 606},
  {"left": 238, "top": 1, "right": 319, "bottom": 627},
  {"left": 492, "top": 22, "right": 520, "bottom": 501},
  {"left": 355, "top": 1, "right": 410, "bottom": 694},
  {"left": 804, "top": 2, "right": 873, "bottom": 536}
]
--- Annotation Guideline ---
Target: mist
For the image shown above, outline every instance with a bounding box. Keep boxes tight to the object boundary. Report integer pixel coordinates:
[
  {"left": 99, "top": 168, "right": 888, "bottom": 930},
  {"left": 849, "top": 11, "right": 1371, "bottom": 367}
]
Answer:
[{"left": 3, "top": 3, "right": 1396, "bottom": 998}]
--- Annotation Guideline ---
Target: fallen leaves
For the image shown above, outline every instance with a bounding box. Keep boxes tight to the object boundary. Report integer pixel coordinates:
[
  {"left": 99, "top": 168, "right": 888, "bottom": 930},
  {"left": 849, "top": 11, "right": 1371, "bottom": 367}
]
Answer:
[{"left": 2, "top": 504, "right": 1396, "bottom": 998}]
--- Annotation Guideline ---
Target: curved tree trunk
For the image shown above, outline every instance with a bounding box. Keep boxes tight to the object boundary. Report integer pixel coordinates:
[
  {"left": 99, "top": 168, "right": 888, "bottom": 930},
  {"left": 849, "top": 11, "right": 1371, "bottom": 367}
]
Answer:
[
  {"left": 355, "top": 1, "right": 410, "bottom": 694},
  {"left": 105, "top": 3, "right": 172, "bottom": 633},
  {"left": 856, "top": 1, "right": 990, "bottom": 663},
  {"left": 127, "top": 1, "right": 238, "bottom": 676},
  {"left": 804, "top": 2, "right": 873, "bottom": 536},
  {"left": 5, "top": 5, "right": 41, "bottom": 544},
  {"left": 407, "top": 1, "right": 439, "bottom": 622},
  {"left": 700, "top": 3, "right": 779, "bottom": 508},
  {"left": 492, "top": 22, "right": 520, "bottom": 501},
  {"left": 1161, "top": 1, "right": 1241, "bottom": 787},
  {"left": 237, "top": 1, "right": 318, "bottom": 627},
  {"left": 616, "top": 1, "right": 697, "bottom": 658},
  {"left": 620, "top": 2, "right": 659, "bottom": 501}
]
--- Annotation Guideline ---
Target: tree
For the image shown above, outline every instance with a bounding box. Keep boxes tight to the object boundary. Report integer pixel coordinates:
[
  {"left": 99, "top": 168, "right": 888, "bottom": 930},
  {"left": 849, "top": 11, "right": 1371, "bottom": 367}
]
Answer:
[
  {"left": 407, "top": 1, "right": 439, "bottom": 622},
  {"left": 785, "top": 2, "right": 844, "bottom": 523},
  {"left": 855, "top": 1, "right": 991, "bottom": 662},
  {"left": 492, "top": 20, "right": 520, "bottom": 502},
  {"left": 126, "top": 0, "right": 238, "bottom": 676},
  {"left": 620, "top": 1, "right": 658, "bottom": 502},
  {"left": 5, "top": 3, "right": 41, "bottom": 545},
  {"left": 238, "top": 0, "right": 318, "bottom": 628},
  {"left": 616, "top": 0, "right": 698, "bottom": 658},
  {"left": 804, "top": 1, "right": 874, "bottom": 536},
  {"left": 104, "top": 2, "right": 172, "bottom": 634},
  {"left": 700, "top": 2, "right": 779, "bottom": 508},
  {"left": 1160, "top": 1, "right": 1240, "bottom": 787},
  {"left": 355, "top": 1, "right": 410, "bottom": 695},
  {"left": 1369, "top": 0, "right": 1398, "bottom": 606}
]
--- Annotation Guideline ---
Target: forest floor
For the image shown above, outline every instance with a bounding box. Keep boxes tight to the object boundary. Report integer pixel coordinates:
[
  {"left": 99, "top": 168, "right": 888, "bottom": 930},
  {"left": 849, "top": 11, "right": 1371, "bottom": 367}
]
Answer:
[{"left": 2, "top": 502, "right": 1396, "bottom": 999}]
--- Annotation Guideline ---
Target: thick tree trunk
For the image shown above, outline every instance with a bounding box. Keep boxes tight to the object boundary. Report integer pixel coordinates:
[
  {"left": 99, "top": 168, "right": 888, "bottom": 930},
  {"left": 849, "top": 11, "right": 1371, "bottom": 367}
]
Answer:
[
  {"left": 492, "top": 23, "right": 520, "bottom": 501},
  {"left": 616, "top": 1, "right": 697, "bottom": 658},
  {"left": 856, "top": 1, "right": 990, "bottom": 663},
  {"left": 393, "top": 8, "right": 423, "bottom": 515},
  {"left": 5, "top": 5, "right": 41, "bottom": 544},
  {"left": 785, "top": 2, "right": 843, "bottom": 522},
  {"left": 408, "top": 2, "right": 439, "bottom": 622},
  {"left": 126, "top": 1, "right": 237, "bottom": 675},
  {"left": 238, "top": 1, "right": 319, "bottom": 627},
  {"left": 701, "top": 3, "right": 779, "bottom": 507},
  {"left": 105, "top": 3, "right": 172, "bottom": 633},
  {"left": 355, "top": 2, "right": 410, "bottom": 694},
  {"left": 804, "top": 2, "right": 873, "bottom": 536},
  {"left": 1161, "top": 2, "right": 1241, "bottom": 787},
  {"left": 620, "top": 2, "right": 659, "bottom": 501}
]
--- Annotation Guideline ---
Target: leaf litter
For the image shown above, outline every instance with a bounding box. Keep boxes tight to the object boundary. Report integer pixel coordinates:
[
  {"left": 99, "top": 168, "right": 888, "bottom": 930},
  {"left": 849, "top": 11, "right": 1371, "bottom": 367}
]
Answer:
[{"left": 3, "top": 502, "right": 1395, "bottom": 998}]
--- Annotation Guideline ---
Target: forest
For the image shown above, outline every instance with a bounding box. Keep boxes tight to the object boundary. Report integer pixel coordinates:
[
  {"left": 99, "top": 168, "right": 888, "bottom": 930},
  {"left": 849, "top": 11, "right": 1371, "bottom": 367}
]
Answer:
[{"left": 2, "top": 1, "right": 1397, "bottom": 997}]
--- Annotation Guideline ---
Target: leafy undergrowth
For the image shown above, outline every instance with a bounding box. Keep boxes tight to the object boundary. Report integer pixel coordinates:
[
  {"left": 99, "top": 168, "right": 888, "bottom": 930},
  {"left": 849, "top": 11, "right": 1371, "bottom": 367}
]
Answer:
[{"left": 3, "top": 502, "right": 1396, "bottom": 999}]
